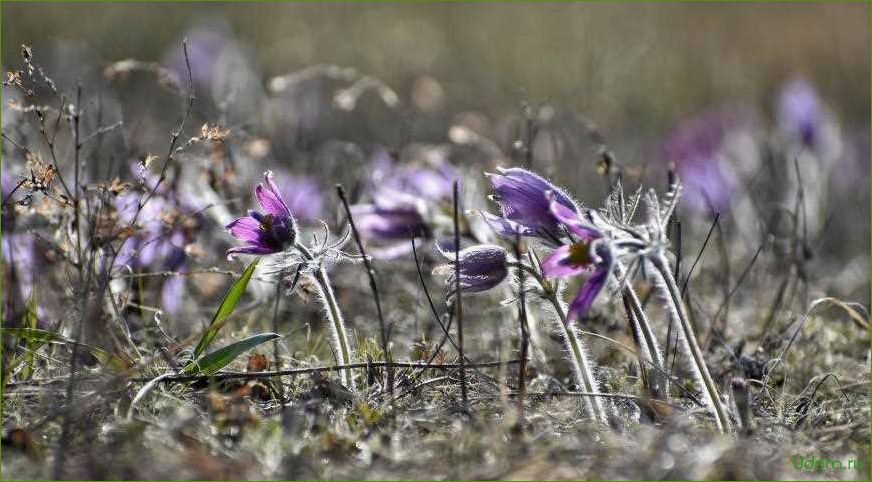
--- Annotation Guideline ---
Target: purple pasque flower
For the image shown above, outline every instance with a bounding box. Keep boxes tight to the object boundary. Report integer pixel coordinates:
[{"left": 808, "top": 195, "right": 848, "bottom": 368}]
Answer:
[
  {"left": 112, "top": 166, "right": 199, "bottom": 314},
  {"left": 2, "top": 233, "right": 37, "bottom": 303},
  {"left": 115, "top": 193, "right": 171, "bottom": 267},
  {"left": 484, "top": 167, "right": 579, "bottom": 240},
  {"left": 540, "top": 196, "right": 611, "bottom": 321},
  {"left": 226, "top": 170, "right": 298, "bottom": 258},
  {"left": 351, "top": 151, "right": 457, "bottom": 258},
  {"left": 382, "top": 161, "right": 456, "bottom": 202},
  {"left": 435, "top": 243, "right": 509, "bottom": 296},
  {"left": 2, "top": 171, "right": 19, "bottom": 201},
  {"left": 163, "top": 23, "right": 230, "bottom": 86},
  {"left": 661, "top": 110, "right": 737, "bottom": 213},
  {"left": 351, "top": 200, "right": 428, "bottom": 242},
  {"left": 776, "top": 77, "right": 823, "bottom": 149}
]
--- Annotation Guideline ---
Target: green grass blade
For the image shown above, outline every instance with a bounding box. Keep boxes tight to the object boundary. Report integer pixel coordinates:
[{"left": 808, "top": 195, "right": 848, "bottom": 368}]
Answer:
[
  {"left": 192, "top": 259, "right": 259, "bottom": 359},
  {"left": 3, "top": 327, "right": 132, "bottom": 372},
  {"left": 4, "top": 327, "right": 68, "bottom": 345},
  {"left": 22, "top": 291, "right": 39, "bottom": 380},
  {"left": 184, "top": 332, "right": 279, "bottom": 375}
]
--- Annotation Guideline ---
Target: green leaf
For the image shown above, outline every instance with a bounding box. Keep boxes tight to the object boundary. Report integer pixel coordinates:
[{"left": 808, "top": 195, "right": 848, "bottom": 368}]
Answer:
[
  {"left": 183, "top": 332, "right": 279, "bottom": 375},
  {"left": 192, "top": 259, "right": 259, "bottom": 359}
]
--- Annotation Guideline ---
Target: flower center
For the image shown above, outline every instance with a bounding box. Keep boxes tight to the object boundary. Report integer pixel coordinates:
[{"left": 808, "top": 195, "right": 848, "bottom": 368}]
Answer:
[
  {"left": 567, "top": 241, "right": 594, "bottom": 267},
  {"left": 258, "top": 214, "right": 275, "bottom": 233}
]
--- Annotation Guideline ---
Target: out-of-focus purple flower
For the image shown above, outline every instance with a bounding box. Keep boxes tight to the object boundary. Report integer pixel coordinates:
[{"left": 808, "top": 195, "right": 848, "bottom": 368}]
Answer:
[
  {"left": 541, "top": 197, "right": 611, "bottom": 321},
  {"left": 160, "top": 272, "right": 186, "bottom": 315},
  {"left": 154, "top": 230, "right": 188, "bottom": 314},
  {"left": 351, "top": 198, "right": 427, "bottom": 241},
  {"left": 2, "top": 172, "right": 17, "bottom": 200},
  {"left": 271, "top": 171, "right": 324, "bottom": 222},
  {"left": 115, "top": 193, "right": 171, "bottom": 267},
  {"left": 661, "top": 110, "right": 737, "bottom": 213},
  {"left": 435, "top": 244, "right": 509, "bottom": 296},
  {"left": 776, "top": 78, "right": 823, "bottom": 149},
  {"left": 384, "top": 164, "right": 456, "bottom": 202},
  {"left": 775, "top": 77, "right": 844, "bottom": 164},
  {"left": 2, "top": 234, "right": 36, "bottom": 302},
  {"left": 163, "top": 25, "right": 228, "bottom": 86},
  {"left": 351, "top": 151, "right": 459, "bottom": 258},
  {"left": 226, "top": 171, "right": 298, "bottom": 258},
  {"left": 484, "top": 167, "right": 578, "bottom": 240},
  {"left": 2, "top": 172, "right": 21, "bottom": 226},
  {"left": 112, "top": 168, "right": 197, "bottom": 314}
]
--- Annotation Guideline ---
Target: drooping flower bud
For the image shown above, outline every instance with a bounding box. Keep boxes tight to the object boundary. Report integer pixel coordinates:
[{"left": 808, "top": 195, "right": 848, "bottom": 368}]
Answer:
[{"left": 435, "top": 243, "right": 509, "bottom": 296}]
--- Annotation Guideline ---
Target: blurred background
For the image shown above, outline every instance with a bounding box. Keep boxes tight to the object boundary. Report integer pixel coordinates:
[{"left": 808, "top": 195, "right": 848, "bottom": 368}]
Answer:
[{"left": 3, "top": 1, "right": 869, "bottom": 137}]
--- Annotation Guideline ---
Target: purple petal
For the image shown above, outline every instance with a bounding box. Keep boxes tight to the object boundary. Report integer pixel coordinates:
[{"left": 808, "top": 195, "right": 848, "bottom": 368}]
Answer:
[
  {"left": 566, "top": 268, "right": 609, "bottom": 322},
  {"left": 486, "top": 167, "right": 579, "bottom": 237},
  {"left": 226, "top": 216, "right": 263, "bottom": 243},
  {"left": 541, "top": 245, "right": 589, "bottom": 279},
  {"left": 479, "top": 212, "right": 536, "bottom": 237},
  {"left": 548, "top": 194, "right": 600, "bottom": 241},
  {"left": 255, "top": 171, "right": 291, "bottom": 218}
]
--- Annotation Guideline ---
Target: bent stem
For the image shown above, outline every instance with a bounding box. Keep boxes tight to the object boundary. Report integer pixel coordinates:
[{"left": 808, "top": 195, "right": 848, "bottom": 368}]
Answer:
[
  {"left": 651, "top": 254, "right": 730, "bottom": 432},
  {"left": 298, "top": 244, "right": 356, "bottom": 392},
  {"left": 544, "top": 287, "right": 608, "bottom": 424}
]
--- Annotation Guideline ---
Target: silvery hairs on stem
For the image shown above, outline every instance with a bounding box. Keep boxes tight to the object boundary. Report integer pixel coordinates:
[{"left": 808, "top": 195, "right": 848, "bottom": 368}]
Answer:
[{"left": 595, "top": 179, "right": 732, "bottom": 432}]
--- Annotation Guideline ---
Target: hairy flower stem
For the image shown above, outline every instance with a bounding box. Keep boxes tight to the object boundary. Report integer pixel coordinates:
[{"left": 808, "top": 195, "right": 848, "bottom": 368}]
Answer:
[
  {"left": 614, "top": 262, "right": 667, "bottom": 398},
  {"left": 623, "top": 283, "right": 668, "bottom": 398},
  {"left": 297, "top": 244, "right": 356, "bottom": 392},
  {"left": 508, "top": 261, "right": 607, "bottom": 423},
  {"left": 312, "top": 266, "right": 355, "bottom": 391},
  {"left": 545, "top": 288, "right": 608, "bottom": 424},
  {"left": 651, "top": 254, "right": 730, "bottom": 432}
]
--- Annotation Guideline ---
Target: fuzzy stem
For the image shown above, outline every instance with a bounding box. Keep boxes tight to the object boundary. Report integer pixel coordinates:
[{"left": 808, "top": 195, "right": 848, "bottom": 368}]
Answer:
[
  {"left": 614, "top": 261, "right": 668, "bottom": 397},
  {"left": 509, "top": 260, "right": 608, "bottom": 422},
  {"left": 651, "top": 254, "right": 730, "bottom": 432},
  {"left": 544, "top": 289, "right": 608, "bottom": 424},
  {"left": 312, "top": 266, "right": 355, "bottom": 391},
  {"left": 297, "top": 243, "right": 355, "bottom": 392}
]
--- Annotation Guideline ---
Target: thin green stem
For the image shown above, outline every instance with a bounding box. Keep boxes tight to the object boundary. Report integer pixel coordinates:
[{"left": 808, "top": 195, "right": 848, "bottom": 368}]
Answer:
[{"left": 651, "top": 254, "right": 730, "bottom": 432}]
